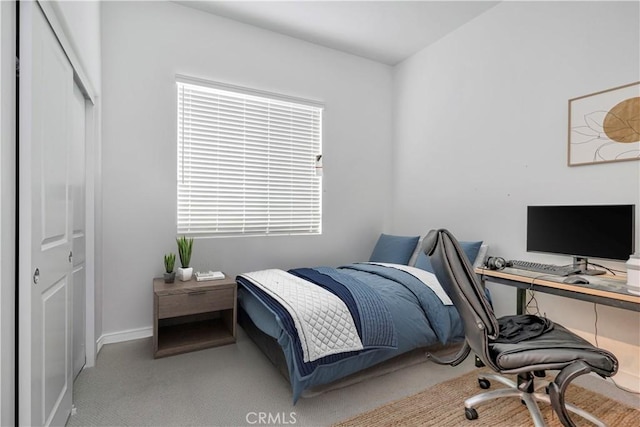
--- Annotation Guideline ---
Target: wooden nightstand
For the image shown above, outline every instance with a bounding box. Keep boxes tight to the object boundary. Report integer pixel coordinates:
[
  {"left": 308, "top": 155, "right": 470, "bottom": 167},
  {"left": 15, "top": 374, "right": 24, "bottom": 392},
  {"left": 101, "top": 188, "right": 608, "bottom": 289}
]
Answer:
[{"left": 153, "top": 274, "right": 237, "bottom": 358}]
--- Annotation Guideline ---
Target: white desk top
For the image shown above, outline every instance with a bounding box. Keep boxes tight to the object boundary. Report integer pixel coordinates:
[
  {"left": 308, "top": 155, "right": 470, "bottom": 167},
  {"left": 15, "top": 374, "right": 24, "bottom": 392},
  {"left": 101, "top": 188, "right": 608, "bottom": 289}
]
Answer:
[{"left": 475, "top": 267, "right": 640, "bottom": 305}]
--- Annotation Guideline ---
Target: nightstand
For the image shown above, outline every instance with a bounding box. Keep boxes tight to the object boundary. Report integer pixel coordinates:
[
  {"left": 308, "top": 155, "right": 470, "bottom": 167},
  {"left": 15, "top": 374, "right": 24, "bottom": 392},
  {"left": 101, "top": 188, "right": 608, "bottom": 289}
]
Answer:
[{"left": 153, "top": 274, "right": 237, "bottom": 358}]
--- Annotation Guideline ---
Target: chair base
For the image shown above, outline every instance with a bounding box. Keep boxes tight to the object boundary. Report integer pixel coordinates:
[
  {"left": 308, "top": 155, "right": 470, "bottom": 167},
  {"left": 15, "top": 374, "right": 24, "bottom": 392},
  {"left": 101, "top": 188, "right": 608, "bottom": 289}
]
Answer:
[{"left": 464, "top": 373, "right": 605, "bottom": 427}]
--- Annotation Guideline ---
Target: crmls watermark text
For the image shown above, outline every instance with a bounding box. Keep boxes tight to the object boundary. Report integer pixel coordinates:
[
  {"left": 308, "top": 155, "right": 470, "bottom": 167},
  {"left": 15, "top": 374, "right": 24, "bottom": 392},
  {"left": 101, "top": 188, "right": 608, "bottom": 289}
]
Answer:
[{"left": 246, "top": 412, "right": 297, "bottom": 425}]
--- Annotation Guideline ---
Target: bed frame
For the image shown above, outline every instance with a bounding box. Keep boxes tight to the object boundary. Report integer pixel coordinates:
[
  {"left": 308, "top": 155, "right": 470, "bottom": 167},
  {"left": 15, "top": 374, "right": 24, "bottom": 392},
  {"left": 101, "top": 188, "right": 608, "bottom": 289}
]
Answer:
[
  {"left": 238, "top": 305, "right": 292, "bottom": 381},
  {"left": 238, "top": 304, "right": 465, "bottom": 396}
]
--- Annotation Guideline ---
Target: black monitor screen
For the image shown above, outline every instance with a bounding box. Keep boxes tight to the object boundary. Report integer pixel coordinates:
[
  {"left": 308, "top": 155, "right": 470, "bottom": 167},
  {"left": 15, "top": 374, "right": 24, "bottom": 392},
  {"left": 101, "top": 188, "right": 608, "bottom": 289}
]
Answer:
[{"left": 527, "top": 205, "right": 635, "bottom": 261}]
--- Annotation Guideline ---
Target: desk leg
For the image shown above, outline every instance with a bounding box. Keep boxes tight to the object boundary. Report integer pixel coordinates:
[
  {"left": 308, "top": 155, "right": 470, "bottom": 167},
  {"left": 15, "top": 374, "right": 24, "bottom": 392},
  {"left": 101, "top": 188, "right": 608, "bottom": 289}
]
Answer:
[{"left": 517, "top": 288, "right": 526, "bottom": 315}]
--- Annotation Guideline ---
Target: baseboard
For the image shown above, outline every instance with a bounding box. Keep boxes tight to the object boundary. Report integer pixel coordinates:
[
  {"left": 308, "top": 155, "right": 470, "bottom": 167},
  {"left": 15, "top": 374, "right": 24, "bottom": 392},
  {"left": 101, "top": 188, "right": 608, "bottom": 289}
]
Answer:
[
  {"left": 96, "top": 326, "right": 152, "bottom": 355},
  {"left": 610, "top": 367, "right": 640, "bottom": 393},
  {"left": 579, "top": 366, "right": 640, "bottom": 394}
]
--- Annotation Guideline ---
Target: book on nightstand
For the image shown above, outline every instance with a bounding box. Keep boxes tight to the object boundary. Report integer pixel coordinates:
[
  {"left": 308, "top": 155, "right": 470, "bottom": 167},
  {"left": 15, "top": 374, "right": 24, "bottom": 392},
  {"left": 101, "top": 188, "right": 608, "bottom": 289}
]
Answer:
[{"left": 195, "top": 271, "right": 225, "bottom": 281}]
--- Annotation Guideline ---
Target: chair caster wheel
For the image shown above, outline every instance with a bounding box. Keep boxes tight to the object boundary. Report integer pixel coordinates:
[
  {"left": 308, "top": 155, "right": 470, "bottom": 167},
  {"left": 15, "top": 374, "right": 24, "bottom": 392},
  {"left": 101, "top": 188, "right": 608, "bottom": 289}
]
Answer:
[
  {"left": 478, "top": 378, "right": 491, "bottom": 389},
  {"left": 465, "top": 407, "right": 478, "bottom": 420}
]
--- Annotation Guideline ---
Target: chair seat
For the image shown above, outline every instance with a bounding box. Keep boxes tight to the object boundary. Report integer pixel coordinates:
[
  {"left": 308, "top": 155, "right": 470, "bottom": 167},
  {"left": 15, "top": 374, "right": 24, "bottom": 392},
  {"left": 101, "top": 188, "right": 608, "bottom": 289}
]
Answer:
[{"left": 489, "top": 323, "right": 617, "bottom": 374}]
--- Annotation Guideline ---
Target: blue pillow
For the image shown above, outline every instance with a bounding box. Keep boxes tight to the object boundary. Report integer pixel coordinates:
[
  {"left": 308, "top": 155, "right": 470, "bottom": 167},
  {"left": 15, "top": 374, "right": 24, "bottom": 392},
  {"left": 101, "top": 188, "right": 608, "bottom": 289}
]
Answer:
[
  {"left": 415, "top": 240, "right": 483, "bottom": 273},
  {"left": 369, "top": 234, "right": 420, "bottom": 265}
]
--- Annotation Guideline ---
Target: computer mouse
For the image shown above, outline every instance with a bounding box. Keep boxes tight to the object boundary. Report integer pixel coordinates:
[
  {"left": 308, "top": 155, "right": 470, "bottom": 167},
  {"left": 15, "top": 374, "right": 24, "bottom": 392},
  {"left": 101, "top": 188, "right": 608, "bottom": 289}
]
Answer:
[{"left": 563, "top": 276, "right": 589, "bottom": 285}]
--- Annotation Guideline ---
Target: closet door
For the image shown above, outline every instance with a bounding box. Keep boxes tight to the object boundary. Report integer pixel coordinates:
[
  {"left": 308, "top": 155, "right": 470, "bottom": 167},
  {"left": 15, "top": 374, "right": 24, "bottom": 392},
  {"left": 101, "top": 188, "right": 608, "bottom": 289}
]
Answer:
[
  {"left": 71, "top": 82, "right": 86, "bottom": 380},
  {"left": 19, "top": 2, "right": 74, "bottom": 425}
]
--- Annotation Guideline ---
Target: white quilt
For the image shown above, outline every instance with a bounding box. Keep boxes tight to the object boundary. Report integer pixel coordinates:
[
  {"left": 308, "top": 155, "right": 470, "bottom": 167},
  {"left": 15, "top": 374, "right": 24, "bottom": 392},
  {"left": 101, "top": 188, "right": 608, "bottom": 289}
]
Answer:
[{"left": 241, "top": 269, "right": 364, "bottom": 362}]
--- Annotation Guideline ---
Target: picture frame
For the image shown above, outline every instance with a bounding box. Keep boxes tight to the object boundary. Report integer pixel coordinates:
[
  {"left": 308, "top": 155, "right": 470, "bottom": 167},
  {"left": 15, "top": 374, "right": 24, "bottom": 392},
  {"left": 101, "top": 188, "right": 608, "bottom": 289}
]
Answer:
[{"left": 568, "top": 81, "right": 640, "bottom": 166}]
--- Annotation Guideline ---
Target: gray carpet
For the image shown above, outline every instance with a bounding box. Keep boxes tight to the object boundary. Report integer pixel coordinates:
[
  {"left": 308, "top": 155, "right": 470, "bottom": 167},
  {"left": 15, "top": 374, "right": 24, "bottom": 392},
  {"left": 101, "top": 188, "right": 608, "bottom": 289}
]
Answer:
[
  {"left": 68, "top": 328, "right": 638, "bottom": 426},
  {"left": 68, "top": 328, "right": 478, "bottom": 426}
]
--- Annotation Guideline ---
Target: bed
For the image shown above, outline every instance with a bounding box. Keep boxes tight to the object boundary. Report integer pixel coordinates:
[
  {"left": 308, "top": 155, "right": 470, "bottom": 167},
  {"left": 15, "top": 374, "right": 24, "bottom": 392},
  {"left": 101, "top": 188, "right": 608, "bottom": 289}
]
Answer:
[{"left": 236, "top": 233, "right": 487, "bottom": 402}]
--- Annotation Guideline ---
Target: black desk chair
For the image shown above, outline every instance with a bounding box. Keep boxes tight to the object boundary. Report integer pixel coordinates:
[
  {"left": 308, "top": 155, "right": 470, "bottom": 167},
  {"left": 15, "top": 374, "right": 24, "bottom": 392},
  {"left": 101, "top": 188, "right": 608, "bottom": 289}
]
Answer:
[{"left": 423, "top": 229, "right": 618, "bottom": 427}]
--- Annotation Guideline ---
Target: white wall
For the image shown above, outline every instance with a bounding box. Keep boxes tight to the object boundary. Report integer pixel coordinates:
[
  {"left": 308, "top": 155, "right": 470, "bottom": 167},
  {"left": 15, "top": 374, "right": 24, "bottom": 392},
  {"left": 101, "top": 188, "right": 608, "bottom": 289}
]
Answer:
[
  {"left": 392, "top": 1, "right": 640, "bottom": 390},
  {"left": 100, "top": 2, "right": 393, "bottom": 338}
]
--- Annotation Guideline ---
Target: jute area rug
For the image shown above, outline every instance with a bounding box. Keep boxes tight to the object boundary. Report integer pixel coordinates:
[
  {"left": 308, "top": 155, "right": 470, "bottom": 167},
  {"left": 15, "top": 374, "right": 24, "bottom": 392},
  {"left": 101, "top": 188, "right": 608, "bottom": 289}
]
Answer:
[{"left": 334, "top": 369, "right": 639, "bottom": 426}]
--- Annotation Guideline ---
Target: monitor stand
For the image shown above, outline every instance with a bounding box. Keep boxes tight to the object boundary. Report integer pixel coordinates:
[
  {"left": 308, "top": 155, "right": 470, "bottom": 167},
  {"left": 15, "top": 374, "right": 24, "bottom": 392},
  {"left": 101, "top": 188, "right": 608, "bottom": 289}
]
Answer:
[{"left": 573, "top": 257, "right": 606, "bottom": 276}]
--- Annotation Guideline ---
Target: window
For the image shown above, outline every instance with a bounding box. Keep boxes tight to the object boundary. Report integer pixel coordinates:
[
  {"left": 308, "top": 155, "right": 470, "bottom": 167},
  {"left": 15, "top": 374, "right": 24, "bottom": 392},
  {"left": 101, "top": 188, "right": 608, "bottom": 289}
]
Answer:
[{"left": 177, "top": 77, "right": 323, "bottom": 237}]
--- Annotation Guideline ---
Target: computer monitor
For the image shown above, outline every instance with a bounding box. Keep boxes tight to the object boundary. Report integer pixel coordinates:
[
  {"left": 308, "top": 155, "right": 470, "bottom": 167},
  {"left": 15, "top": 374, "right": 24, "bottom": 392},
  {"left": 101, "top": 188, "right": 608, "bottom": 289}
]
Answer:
[{"left": 527, "top": 204, "right": 635, "bottom": 275}]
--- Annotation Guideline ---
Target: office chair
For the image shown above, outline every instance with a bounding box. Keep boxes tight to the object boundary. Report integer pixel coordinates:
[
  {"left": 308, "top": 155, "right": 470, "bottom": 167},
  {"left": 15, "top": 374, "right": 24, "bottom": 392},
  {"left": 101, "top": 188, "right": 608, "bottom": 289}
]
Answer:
[{"left": 423, "top": 229, "right": 618, "bottom": 427}]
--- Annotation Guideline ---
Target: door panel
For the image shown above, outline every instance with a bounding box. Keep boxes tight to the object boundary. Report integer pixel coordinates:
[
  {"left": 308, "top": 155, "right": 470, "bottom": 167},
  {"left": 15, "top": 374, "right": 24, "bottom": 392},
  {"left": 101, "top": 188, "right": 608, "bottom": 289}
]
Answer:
[
  {"left": 38, "top": 37, "right": 70, "bottom": 248},
  {"left": 71, "top": 83, "right": 86, "bottom": 379},
  {"left": 72, "top": 266, "right": 85, "bottom": 379},
  {"left": 42, "top": 279, "right": 68, "bottom": 422},
  {"left": 21, "top": 2, "right": 74, "bottom": 425}
]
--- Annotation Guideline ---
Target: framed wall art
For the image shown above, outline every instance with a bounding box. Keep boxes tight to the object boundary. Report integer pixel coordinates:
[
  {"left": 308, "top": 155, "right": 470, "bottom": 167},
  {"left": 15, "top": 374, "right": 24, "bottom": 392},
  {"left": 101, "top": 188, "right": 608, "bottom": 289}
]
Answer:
[{"left": 568, "top": 81, "right": 640, "bottom": 166}]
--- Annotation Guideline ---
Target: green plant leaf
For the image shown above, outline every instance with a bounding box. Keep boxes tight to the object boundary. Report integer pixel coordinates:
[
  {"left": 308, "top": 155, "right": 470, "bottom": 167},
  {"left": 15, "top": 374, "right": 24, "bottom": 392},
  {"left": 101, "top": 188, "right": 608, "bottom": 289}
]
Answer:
[
  {"left": 164, "top": 252, "right": 176, "bottom": 273},
  {"left": 176, "top": 236, "right": 194, "bottom": 268}
]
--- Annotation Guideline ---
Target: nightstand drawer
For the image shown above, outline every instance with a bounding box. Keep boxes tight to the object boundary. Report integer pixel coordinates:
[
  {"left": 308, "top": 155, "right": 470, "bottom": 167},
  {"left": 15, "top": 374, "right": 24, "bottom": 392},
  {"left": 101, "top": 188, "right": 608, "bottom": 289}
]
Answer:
[{"left": 158, "top": 288, "right": 234, "bottom": 319}]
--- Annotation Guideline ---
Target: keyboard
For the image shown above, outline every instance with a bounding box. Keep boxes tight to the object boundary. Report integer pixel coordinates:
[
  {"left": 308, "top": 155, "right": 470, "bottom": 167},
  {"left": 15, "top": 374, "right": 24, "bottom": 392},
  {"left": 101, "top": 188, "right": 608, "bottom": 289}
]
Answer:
[{"left": 507, "top": 260, "right": 581, "bottom": 276}]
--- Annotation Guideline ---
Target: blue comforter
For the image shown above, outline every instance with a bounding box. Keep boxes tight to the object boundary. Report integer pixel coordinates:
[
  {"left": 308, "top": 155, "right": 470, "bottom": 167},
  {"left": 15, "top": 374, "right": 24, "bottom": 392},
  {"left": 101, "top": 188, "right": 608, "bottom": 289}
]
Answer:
[{"left": 237, "top": 263, "right": 464, "bottom": 402}]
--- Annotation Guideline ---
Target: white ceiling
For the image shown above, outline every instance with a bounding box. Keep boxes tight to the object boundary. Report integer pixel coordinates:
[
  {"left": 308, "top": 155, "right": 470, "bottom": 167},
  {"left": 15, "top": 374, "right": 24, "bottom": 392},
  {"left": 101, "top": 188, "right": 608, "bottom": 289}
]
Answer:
[{"left": 176, "top": 1, "right": 500, "bottom": 65}]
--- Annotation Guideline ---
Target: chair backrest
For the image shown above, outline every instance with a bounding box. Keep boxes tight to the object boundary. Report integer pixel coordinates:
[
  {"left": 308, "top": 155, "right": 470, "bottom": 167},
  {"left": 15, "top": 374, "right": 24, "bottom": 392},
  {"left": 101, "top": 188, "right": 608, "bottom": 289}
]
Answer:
[{"left": 423, "top": 229, "right": 500, "bottom": 370}]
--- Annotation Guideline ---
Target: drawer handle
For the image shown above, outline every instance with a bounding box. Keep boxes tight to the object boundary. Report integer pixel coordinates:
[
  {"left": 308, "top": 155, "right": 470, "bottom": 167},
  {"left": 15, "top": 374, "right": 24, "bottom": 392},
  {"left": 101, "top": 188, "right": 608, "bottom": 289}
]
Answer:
[{"left": 188, "top": 290, "right": 206, "bottom": 296}]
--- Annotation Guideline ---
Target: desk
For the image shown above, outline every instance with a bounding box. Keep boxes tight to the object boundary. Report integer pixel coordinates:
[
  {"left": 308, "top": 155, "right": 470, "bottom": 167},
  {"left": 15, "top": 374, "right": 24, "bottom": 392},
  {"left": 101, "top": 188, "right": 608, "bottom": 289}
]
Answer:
[{"left": 475, "top": 267, "right": 640, "bottom": 314}]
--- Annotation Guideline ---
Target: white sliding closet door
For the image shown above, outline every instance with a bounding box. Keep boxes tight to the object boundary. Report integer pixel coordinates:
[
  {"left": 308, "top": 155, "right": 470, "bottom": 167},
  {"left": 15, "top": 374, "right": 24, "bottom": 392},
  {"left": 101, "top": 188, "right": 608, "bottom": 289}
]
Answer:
[
  {"left": 71, "top": 82, "right": 86, "bottom": 380},
  {"left": 19, "top": 2, "right": 75, "bottom": 425}
]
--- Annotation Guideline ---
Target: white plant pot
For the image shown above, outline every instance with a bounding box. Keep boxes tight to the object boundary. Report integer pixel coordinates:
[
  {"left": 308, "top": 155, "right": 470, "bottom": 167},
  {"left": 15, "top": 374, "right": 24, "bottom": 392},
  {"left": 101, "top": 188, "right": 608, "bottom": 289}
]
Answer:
[{"left": 177, "top": 267, "right": 193, "bottom": 281}]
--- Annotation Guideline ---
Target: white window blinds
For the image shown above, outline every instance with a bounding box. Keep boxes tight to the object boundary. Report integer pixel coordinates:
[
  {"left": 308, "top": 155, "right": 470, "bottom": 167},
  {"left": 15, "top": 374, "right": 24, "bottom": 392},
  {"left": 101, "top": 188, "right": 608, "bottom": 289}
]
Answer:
[{"left": 177, "top": 78, "right": 323, "bottom": 237}]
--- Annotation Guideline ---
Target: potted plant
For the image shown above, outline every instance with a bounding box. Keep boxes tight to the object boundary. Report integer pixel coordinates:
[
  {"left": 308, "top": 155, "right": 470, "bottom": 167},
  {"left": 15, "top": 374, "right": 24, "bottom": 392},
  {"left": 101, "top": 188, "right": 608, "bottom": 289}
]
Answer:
[
  {"left": 163, "top": 253, "right": 176, "bottom": 283},
  {"left": 176, "top": 236, "right": 194, "bottom": 281}
]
